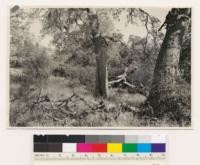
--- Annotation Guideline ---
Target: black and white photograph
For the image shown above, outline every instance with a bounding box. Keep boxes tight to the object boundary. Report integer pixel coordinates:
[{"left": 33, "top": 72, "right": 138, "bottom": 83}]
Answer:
[{"left": 9, "top": 7, "right": 191, "bottom": 127}]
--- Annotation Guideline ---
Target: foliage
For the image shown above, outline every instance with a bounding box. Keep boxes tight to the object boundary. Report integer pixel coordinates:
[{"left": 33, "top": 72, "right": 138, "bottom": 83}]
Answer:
[
  {"left": 10, "top": 41, "right": 52, "bottom": 97},
  {"left": 10, "top": 6, "right": 33, "bottom": 56},
  {"left": 10, "top": 7, "right": 52, "bottom": 98},
  {"left": 9, "top": 7, "right": 191, "bottom": 127},
  {"left": 40, "top": 8, "right": 114, "bottom": 54}
]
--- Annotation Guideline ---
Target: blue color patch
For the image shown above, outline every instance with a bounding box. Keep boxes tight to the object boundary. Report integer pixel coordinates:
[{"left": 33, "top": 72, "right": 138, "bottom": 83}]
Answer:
[{"left": 137, "top": 143, "right": 151, "bottom": 152}]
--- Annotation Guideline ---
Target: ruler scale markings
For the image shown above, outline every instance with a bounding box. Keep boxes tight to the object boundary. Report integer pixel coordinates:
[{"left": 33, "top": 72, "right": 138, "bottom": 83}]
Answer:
[
  {"left": 33, "top": 153, "right": 166, "bottom": 160},
  {"left": 33, "top": 135, "right": 166, "bottom": 162}
]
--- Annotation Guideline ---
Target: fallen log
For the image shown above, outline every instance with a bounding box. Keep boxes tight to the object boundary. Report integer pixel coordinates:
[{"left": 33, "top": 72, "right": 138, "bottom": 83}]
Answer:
[
  {"left": 108, "top": 67, "right": 136, "bottom": 89},
  {"left": 123, "top": 81, "right": 136, "bottom": 88},
  {"left": 108, "top": 68, "right": 149, "bottom": 96}
]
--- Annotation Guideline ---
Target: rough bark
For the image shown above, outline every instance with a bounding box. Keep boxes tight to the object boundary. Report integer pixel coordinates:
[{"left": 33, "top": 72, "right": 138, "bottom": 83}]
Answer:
[
  {"left": 95, "top": 48, "right": 108, "bottom": 98},
  {"left": 87, "top": 9, "right": 108, "bottom": 98},
  {"left": 148, "top": 8, "right": 191, "bottom": 112}
]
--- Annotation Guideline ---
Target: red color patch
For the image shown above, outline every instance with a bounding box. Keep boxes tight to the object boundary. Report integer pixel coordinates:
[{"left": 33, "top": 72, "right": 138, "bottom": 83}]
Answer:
[{"left": 92, "top": 144, "right": 107, "bottom": 152}]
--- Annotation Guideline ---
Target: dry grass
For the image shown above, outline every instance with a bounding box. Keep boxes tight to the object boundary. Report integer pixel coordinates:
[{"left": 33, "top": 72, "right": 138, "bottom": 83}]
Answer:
[
  {"left": 10, "top": 76, "right": 191, "bottom": 127},
  {"left": 108, "top": 88, "right": 146, "bottom": 107}
]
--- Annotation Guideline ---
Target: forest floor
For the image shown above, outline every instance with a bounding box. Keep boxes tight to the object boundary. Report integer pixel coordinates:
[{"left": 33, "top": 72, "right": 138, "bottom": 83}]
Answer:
[{"left": 10, "top": 76, "right": 190, "bottom": 127}]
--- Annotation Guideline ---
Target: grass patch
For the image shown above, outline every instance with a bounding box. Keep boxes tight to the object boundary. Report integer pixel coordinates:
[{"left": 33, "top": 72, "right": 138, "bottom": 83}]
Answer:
[{"left": 10, "top": 76, "right": 190, "bottom": 127}]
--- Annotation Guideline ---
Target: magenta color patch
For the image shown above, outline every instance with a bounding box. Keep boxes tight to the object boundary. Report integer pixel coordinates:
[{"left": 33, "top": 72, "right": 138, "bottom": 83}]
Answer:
[{"left": 77, "top": 143, "right": 93, "bottom": 152}]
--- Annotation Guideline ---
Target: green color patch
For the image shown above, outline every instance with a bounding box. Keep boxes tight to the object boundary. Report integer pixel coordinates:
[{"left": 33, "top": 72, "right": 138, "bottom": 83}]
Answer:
[{"left": 122, "top": 143, "right": 137, "bottom": 152}]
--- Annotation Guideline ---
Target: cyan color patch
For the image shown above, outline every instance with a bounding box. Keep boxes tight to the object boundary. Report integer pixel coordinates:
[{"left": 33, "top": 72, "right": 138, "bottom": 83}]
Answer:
[{"left": 137, "top": 143, "right": 151, "bottom": 152}]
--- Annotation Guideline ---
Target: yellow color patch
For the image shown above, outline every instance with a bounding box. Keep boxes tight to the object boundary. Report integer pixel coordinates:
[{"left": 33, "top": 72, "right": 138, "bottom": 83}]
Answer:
[{"left": 107, "top": 143, "right": 122, "bottom": 153}]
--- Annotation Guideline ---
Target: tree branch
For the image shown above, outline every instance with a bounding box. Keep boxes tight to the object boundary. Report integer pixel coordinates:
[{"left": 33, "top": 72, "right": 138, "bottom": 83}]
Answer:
[
  {"left": 143, "top": 14, "right": 149, "bottom": 55},
  {"left": 108, "top": 67, "right": 136, "bottom": 89}
]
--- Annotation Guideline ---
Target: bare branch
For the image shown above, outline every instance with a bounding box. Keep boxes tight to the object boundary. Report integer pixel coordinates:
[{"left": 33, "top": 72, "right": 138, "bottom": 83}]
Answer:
[
  {"left": 143, "top": 14, "right": 149, "bottom": 55},
  {"left": 104, "top": 36, "right": 124, "bottom": 45}
]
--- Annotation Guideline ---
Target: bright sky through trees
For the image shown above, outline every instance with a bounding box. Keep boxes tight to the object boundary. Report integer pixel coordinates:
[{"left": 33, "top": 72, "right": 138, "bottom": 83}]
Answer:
[{"left": 29, "top": 8, "right": 170, "bottom": 47}]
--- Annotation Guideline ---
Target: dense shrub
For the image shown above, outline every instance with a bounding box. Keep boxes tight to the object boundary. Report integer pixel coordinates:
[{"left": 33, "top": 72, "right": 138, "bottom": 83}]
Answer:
[
  {"left": 63, "top": 64, "right": 95, "bottom": 91},
  {"left": 11, "top": 42, "right": 52, "bottom": 95},
  {"left": 10, "top": 41, "right": 53, "bottom": 126}
]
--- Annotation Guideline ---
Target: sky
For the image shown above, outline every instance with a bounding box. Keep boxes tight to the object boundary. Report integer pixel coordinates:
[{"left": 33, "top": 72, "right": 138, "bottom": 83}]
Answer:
[
  {"left": 29, "top": 8, "right": 171, "bottom": 47},
  {"left": 113, "top": 8, "right": 170, "bottom": 41}
]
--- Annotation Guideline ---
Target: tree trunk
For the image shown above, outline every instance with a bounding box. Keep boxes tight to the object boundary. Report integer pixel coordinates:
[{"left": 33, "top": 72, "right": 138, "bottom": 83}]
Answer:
[
  {"left": 95, "top": 48, "right": 108, "bottom": 98},
  {"left": 148, "top": 8, "right": 191, "bottom": 112},
  {"left": 87, "top": 9, "right": 108, "bottom": 98}
]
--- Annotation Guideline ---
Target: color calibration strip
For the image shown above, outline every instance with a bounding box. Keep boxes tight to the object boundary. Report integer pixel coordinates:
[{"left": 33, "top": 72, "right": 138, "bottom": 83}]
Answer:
[
  {"left": 34, "top": 142, "right": 165, "bottom": 153},
  {"left": 34, "top": 135, "right": 166, "bottom": 154}
]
